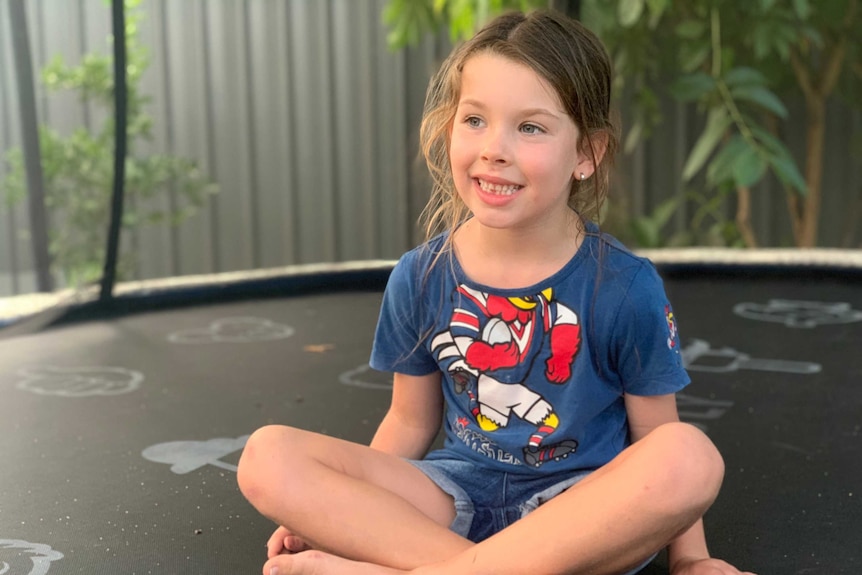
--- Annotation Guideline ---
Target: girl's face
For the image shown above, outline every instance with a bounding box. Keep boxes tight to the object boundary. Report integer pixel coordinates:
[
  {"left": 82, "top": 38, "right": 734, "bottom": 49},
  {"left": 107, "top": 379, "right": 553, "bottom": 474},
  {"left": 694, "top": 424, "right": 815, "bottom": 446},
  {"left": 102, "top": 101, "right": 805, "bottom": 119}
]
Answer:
[{"left": 449, "top": 52, "right": 587, "bottom": 234}]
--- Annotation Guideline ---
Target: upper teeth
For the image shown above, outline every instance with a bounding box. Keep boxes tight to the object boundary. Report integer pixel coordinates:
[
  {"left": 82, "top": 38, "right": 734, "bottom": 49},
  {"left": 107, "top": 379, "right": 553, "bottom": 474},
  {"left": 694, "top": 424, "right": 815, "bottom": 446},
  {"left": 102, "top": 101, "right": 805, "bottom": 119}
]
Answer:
[{"left": 479, "top": 179, "right": 520, "bottom": 195}]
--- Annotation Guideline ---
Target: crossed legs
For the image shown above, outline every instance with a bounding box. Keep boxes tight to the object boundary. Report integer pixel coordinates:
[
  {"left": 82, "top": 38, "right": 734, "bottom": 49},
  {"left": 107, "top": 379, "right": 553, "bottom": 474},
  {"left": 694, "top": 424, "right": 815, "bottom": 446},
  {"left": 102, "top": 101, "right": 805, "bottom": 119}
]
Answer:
[{"left": 237, "top": 422, "right": 724, "bottom": 575}]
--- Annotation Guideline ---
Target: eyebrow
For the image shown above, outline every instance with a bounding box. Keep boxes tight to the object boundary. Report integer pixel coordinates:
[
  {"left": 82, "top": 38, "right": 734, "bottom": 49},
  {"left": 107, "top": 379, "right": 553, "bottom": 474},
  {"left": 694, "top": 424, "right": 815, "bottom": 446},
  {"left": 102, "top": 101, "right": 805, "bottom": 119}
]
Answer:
[{"left": 458, "top": 99, "right": 562, "bottom": 120}]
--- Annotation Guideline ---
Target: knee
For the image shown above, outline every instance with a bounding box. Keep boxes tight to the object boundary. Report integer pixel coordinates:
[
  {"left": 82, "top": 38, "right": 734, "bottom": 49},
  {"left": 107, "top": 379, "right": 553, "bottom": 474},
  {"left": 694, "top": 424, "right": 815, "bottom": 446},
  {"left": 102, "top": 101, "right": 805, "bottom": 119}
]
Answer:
[
  {"left": 237, "top": 424, "right": 303, "bottom": 508},
  {"left": 647, "top": 422, "right": 725, "bottom": 512}
]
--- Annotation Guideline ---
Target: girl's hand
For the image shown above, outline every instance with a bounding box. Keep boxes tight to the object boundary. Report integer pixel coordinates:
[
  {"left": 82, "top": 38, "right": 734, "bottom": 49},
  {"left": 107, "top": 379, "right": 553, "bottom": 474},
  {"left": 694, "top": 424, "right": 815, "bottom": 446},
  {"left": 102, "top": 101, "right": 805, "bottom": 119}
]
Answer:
[
  {"left": 266, "top": 525, "right": 311, "bottom": 558},
  {"left": 671, "top": 557, "right": 757, "bottom": 575}
]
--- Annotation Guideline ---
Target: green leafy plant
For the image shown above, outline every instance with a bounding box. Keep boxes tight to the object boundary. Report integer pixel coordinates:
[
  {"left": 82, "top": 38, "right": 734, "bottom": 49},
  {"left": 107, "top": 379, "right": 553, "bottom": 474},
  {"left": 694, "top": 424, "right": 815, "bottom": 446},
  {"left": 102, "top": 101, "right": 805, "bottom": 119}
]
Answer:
[
  {"left": 383, "top": 0, "right": 536, "bottom": 49},
  {"left": 1, "top": 0, "right": 215, "bottom": 287},
  {"left": 581, "top": 0, "right": 860, "bottom": 247}
]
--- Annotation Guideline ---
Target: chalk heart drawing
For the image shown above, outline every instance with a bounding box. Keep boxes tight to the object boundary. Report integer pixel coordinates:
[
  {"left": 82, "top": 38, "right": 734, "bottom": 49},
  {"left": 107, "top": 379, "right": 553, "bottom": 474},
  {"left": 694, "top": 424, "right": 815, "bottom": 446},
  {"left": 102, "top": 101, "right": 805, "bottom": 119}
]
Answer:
[
  {"left": 142, "top": 435, "right": 250, "bottom": 474},
  {"left": 0, "top": 539, "right": 63, "bottom": 575},
  {"left": 681, "top": 338, "right": 821, "bottom": 374},
  {"left": 16, "top": 366, "right": 143, "bottom": 397},
  {"left": 339, "top": 364, "right": 394, "bottom": 390},
  {"left": 167, "top": 316, "right": 295, "bottom": 344},
  {"left": 734, "top": 299, "right": 862, "bottom": 328}
]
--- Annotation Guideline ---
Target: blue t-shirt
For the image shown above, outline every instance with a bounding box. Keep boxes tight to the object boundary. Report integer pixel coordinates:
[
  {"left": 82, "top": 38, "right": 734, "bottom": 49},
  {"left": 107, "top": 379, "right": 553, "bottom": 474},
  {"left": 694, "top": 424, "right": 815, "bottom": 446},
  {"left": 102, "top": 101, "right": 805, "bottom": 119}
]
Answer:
[{"left": 370, "top": 228, "right": 689, "bottom": 474}]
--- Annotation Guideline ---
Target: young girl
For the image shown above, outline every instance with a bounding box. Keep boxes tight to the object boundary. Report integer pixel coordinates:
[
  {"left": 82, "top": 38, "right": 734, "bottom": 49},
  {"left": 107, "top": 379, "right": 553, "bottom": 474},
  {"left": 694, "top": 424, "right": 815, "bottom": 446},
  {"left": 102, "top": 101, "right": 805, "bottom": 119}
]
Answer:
[{"left": 238, "top": 9, "right": 755, "bottom": 575}]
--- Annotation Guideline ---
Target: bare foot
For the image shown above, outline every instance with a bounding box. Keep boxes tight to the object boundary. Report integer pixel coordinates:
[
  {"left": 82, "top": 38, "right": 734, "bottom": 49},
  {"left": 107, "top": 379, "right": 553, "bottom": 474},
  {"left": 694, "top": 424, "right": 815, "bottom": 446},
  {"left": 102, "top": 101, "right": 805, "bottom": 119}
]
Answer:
[{"left": 264, "top": 550, "right": 408, "bottom": 575}]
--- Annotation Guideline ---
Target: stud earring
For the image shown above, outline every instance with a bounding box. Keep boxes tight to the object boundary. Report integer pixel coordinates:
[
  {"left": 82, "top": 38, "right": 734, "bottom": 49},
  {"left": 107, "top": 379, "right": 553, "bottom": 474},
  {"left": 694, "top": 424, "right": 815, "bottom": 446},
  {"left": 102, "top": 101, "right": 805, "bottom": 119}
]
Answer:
[{"left": 579, "top": 173, "right": 586, "bottom": 181}]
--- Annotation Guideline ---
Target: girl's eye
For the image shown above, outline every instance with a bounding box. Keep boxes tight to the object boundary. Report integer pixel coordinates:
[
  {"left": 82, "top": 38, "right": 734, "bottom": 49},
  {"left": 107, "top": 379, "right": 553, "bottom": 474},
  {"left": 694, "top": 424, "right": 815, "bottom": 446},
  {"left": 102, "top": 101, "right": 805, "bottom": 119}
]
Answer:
[
  {"left": 465, "top": 116, "right": 484, "bottom": 128},
  {"left": 520, "top": 123, "right": 545, "bottom": 135}
]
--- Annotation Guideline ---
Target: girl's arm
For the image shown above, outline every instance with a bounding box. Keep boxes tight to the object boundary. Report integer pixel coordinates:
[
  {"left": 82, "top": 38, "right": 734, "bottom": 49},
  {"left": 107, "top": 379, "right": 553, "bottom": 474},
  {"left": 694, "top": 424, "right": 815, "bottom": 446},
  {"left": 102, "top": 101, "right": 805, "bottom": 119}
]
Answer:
[
  {"left": 370, "top": 371, "right": 445, "bottom": 459},
  {"left": 624, "top": 393, "right": 711, "bottom": 570}
]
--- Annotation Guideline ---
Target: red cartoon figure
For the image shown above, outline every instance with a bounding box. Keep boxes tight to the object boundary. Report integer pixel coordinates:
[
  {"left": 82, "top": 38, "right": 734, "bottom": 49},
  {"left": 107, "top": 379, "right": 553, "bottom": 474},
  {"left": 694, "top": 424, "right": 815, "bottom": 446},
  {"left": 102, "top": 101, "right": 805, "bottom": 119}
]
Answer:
[{"left": 431, "top": 286, "right": 580, "bottom": 467}]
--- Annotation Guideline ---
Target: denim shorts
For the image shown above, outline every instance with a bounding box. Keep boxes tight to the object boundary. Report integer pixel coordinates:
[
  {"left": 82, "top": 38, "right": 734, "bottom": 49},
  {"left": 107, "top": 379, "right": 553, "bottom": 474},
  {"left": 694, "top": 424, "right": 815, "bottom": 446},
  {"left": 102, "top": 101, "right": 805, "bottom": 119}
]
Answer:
[{"left": 409, "top": 455, "right": 656, "bottom": 575}]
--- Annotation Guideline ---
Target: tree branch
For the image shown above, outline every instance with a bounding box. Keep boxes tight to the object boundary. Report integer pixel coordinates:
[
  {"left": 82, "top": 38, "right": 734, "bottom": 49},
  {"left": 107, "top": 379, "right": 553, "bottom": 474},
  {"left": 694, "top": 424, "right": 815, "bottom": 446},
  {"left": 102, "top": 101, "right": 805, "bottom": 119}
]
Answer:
[
  {"left": 817, "top": 41, "right": 847, "bottom": 98},
  {"left": 735, "top": 185, "right": 758, "bottom": 247},
  {"left": 790, "top": 50, "right": 816, "bottom": 102},
  {"left": 816, "top": 0, "right": 856, "bottom": 97}
]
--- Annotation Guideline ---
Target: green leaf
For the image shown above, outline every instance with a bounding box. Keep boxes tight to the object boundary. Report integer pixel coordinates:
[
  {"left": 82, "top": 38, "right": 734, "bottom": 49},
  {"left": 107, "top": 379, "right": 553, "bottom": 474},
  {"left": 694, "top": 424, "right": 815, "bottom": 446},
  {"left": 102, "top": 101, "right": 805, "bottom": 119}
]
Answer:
[
  {"left": 730, "top": 85, "right": 788, "bottom": 118},
  {"left": 383, "top": 0, "right": 441, "bottom": 49},
  {"left": 624, "top": 119, "right": 644, "bottom": 154},
  {"left": 680, "top": 44, "right": 710, "bottom": 73},
  {"left": 706, "top": 135, "right": 748, "bottom": 186},
  {"left": 724, "top": 67, "right": 767, "bottom": 88},
  {"left": 476, "top": 0, "right": 490, "bottom": 27},
  {"left": 683, "top": 107, "right": 731, "bottom": 181},
  {"left": 630, "top": 197, "right": 680, "bottom": 248},
  {"left": 749, "top": 125, "right": 788, "bottom": 156},
  {"left": 669, "top": 73, "right": 716, "bottom": 102},
  {"left": 631, "top": 217, "right": 659, "bottom": 247},
  {"left": 769, "top": 153, "right": 808, "bottom": 196},
  {"left": 618, "top": 0, "right": 645, "bottom": 28},
  {"left": 650, "top": 196, "right": 680, "bottom": 228},
  {"left": 731, "top": 146, "right": 768, "bottom": 187}
]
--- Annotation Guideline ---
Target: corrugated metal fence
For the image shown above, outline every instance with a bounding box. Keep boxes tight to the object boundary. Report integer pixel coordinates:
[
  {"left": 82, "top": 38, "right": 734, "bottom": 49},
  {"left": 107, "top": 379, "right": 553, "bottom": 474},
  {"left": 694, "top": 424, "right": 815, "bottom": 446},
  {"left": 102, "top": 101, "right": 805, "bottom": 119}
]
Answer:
[
  {"left": 0, "top": 0, "right": 451, "bottom": 295},
  {"left": 0, "top": 0, "right": 859, "bottom": 297}
]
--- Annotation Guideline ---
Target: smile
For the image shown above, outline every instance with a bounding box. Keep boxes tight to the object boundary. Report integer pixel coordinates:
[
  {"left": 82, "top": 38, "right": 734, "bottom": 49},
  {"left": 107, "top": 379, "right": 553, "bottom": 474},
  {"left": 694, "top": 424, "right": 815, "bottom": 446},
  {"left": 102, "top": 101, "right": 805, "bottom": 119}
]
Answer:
[{"left": 477, "top": 179, "right": 522, "bottom": 196}]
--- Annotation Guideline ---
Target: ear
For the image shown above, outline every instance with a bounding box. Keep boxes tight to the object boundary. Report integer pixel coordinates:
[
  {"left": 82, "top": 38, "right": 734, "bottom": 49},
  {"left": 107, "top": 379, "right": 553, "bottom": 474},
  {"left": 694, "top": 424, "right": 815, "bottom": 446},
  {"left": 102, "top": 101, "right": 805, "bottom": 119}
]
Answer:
[{"left": 574, "top": 130, "right": 609, "bottom": 180}]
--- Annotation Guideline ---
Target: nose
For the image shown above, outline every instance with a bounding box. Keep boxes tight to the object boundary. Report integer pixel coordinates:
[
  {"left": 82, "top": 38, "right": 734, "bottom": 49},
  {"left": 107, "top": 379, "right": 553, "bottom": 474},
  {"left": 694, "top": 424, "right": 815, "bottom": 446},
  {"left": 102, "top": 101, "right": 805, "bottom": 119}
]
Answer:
[{"left": 481, "top": 128, "right": 510, "bottom": 165}]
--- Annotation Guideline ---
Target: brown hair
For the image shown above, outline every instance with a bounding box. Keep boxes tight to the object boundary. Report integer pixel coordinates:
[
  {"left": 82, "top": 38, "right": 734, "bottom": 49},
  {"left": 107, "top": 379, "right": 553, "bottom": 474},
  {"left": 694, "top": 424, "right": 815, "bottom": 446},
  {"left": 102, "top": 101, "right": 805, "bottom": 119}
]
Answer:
[{"left": 419, "top": 9, "right": 619, "bottom": 244}]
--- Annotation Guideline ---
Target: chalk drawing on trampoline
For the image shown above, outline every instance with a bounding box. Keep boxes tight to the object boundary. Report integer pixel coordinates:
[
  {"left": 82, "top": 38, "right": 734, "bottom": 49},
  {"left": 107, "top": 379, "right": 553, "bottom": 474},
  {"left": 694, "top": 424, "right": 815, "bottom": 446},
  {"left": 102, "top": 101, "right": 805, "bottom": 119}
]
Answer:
[
  {"left": 682, "top": 339, "right": 821, "bottom": 374},
  {"left": 167, "top": 317, "right": 295, "bottom": 344},
  {"left": 142, "top": 435, "right": 250, "bottom": 474},
  {"left": 339, "top": 364, "right": 394, "bottom": 390},
  {"left": 677, "top": 393, "right": 735, "bottom": 432},
  {"left": 733, "top": 299, "right": 862, "bottom": 328},
  {"left": 0, "top": 539, "right": 63, "bottom": 575},
  {"left": 15, "top": 366, "right": 144, "bottom": 397}
]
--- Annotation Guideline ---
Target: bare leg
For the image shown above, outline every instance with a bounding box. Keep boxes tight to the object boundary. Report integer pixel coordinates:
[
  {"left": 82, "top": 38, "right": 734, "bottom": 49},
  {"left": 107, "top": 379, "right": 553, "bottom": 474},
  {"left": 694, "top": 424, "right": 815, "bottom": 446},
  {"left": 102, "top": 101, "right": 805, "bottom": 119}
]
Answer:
[
  {"left": 260, "top": 422, "right": 724, "bottom": 575},
  {"left": 237, "top": 425, "right": 473, "bottom": 569},
  {"left": 416, "top": 422, "right": 725, "bottom": 575}
]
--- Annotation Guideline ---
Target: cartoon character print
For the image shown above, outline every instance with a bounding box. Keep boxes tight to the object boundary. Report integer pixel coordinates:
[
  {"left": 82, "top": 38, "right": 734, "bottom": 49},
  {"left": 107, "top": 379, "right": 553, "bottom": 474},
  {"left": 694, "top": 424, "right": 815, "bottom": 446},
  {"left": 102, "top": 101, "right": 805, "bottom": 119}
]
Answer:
[
  {"left": 430, "top": 285, "right": 580, "bottom": 467},
  {"left": 665, "top": 305, "right": 678, "bottom": 349}
]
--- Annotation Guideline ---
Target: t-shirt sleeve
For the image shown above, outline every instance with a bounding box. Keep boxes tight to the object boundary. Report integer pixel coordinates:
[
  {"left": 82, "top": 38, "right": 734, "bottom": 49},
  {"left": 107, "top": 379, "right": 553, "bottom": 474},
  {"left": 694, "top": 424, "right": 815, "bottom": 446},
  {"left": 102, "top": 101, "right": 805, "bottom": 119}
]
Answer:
[
  {"left": 369, "top": 254, "right": 439, "bottom": 375},
  {"left": 608, "top": 262, "right": 690, "bottom": 396}
]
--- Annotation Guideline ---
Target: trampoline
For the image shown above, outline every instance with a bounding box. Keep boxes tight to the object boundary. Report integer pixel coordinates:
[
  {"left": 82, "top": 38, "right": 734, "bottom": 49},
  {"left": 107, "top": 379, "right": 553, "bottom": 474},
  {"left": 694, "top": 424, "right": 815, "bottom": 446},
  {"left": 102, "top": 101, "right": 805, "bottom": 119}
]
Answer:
[
  {"left": 1, "top": 252, "right": 861, "bottom": 575},
  {"left": 3, "top": 1, "right": 861, "bottom": 574}
]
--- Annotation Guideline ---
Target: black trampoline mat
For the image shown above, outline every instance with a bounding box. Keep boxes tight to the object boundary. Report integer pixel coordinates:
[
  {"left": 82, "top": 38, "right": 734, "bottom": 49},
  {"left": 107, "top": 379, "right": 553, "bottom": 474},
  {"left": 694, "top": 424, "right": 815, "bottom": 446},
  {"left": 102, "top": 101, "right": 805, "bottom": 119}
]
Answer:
[{"left": 1, "top": 270, "right": 860, "bottom": 574}]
